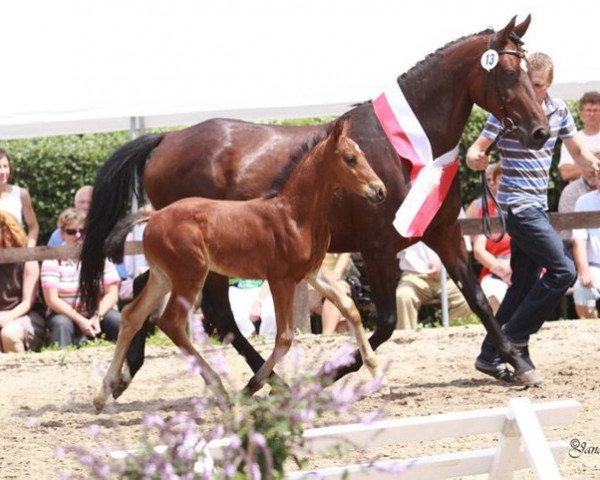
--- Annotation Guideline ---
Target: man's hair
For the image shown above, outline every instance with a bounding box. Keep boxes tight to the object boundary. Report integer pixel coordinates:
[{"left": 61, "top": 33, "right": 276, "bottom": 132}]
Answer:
[
  {"left": 74, "top": 185, "right": 92, "bottom": 202},
  {"left": 580, "top": 91, "right": 600, "bottom": 110},
  {"left": 0, "top": 211, "right": 27, "bottom": 248},
  {"left": 528, "top": 52, "right": 554, "bottom": 84}
]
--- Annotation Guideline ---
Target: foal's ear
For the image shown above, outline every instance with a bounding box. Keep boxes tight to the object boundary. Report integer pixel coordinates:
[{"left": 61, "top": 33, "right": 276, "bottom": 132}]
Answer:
[
  {"left": 495, "top": 15, "right": 517, "bottom": 46},
  {"left": 512, "top": 14, "right": 531, "bottom": 39},
  {"left": 332, "top": 117, "right": 350, "bottom": 142}
]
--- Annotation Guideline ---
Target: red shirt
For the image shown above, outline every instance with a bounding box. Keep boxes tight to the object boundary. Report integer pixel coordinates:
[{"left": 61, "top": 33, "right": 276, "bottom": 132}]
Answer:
[{"left": 475, "top": 200, "right": 511, "bottom": 280}]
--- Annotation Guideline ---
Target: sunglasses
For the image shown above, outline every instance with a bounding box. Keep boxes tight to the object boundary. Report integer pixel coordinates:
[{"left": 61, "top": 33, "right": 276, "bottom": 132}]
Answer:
[{"left": 63, "top": 228, "right": 85, "bottom": 236}]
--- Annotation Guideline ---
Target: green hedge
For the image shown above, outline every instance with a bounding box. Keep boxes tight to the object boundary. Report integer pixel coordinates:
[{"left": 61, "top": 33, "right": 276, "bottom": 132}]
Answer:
[
  {"left": 0, "top": 103, "right": 581, "bottom": 243},
  {"left": 1, "top": 132, "right": 130, "bottom": 242}
]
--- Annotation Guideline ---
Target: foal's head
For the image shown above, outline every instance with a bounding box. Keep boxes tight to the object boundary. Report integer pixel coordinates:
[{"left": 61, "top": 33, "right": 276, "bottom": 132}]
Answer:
[{"left": 322, "top": 117, "right": 386, "bottom": 205}]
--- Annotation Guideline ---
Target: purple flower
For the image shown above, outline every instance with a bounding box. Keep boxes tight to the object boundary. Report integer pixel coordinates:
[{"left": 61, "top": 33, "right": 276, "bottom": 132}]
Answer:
[
  {"left": 321, "top": 344, "right": 356, "bottom": 374},
  {"left": 251, "top": 432, "right": 266, "bottom": 448},
  {"left": 143, "top": 413, "right": 165, "bottom": 429},
  {"left": 85, "top": 424, "right": 100, "bottom": 437},
  {"left": 24, "top": 417, "right": 38, "bottom": 428},
  {"left": 298, "top": 408, "right": 316, "bottom": 421}
]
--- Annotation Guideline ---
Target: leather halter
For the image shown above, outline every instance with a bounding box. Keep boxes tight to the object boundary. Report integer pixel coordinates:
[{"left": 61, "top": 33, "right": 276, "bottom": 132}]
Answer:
[
  {"left": 485, "top": 32, "right": 527, "bottom": 138},
  {"left": 480, "top": 33, "right": 526, "bottom": 242}
]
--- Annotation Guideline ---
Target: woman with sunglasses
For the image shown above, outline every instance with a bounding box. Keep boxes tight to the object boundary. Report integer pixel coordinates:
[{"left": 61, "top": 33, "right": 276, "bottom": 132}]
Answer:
[
  {"left": 0, "top": 211, "right": 46, "bottom": 352},
  {"left": 41, "top": 208, "right": 121, "bottom": 347}
]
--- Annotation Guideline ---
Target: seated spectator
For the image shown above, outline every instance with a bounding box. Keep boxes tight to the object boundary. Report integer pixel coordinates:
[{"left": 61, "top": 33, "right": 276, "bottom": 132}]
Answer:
[
  {"left": 395, "top": 242, "right": 472, "bottom": 330},
  {"left": 41, "top": 208, "right": 121, "bottom": 348},
  {"left": 571, "top": 177, "right": 600, "bottom": 318},
  {"left": 308, "top": 253, "right": 355, "bottom": 334},
  {"left": 558, "top": 164, "right": 598, "bottom": 248},
  {"left": 0, "top": 149, "right": 39, "bottom": 246},
  {"left": 469, "top": 163, "right": 512, "bottom": 312},
  {"left": 558, "top": 91, "right": 600, "bottom": 182},
  {"left": 228, "top": 278, "right": 276, "bottom": 338},
  {"left": 0, "top": 212, "right": 46, "bottom": 352},
  {"left": 47, "top": 185, "right": 92, "bottom": 246}
]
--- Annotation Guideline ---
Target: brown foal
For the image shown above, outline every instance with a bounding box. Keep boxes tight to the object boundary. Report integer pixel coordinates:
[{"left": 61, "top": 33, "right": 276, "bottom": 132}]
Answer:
[{"left": 93, "top": 117, "right": 386, "bottom": 412}]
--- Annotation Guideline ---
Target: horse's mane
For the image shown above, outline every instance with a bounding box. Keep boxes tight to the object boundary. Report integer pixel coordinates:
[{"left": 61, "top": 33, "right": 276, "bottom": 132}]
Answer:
[
  {"left": 263, "top": 125, "right": 334, "bottom": 198},
  {"left": 399, "top": 28, "right": 494, "bottom": 84}
]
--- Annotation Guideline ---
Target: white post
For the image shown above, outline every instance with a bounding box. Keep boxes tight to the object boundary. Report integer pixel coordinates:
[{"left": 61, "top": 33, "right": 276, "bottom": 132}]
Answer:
[
  {"left": 294, "top": 281, "right": 311, "bottom": 333},
  {"left": 510, "top": 397, "right": 563, "bottom": 480},
  {"left": 440, "top": 265, "right": 449, "bottom": 327},
  {"left": 129, "top": 117, "right": 139, "bottom": 276}
]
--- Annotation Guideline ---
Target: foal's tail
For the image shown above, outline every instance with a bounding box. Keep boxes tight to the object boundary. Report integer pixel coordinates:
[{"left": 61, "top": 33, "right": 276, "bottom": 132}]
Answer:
[
  {"left": 104, "top": 210, "right": 152, "bottom": 264},
  {"left": 79, "top": 134, "right": 164, "bottom": 314}
]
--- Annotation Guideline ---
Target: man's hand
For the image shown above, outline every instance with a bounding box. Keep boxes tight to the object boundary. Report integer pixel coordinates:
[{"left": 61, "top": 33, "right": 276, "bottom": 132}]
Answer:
[
  {"left": 0, "top": 313, "right": 11, "bottom": 329},
  {"left": 579, "top": 270, "right": 594, "bottom": 288},
  {"left": 466, "top": 150, "right": 490, "bottom": 172},
  {"left": 249, "top": 301, "right": 262, "bottom": 323},
  {"left": 591, "top": 157, "right": 600, "bottom": 176},
  {"left": 491, "top": 259, "right": 512, "bottom": 285}
]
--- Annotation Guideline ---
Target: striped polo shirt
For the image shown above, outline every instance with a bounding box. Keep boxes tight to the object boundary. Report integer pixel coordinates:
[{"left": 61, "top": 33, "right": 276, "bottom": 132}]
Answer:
[
  {"left": 482, "top": 96, "right": 576, "bottom": 214},
  {"left": 41, "top": 258, "right": 120, "bottom": 315}
]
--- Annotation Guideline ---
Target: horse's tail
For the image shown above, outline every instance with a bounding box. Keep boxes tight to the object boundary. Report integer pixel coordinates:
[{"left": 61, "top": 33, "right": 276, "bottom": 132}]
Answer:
[
  {"left": 104, "top": 210, "right": 152, "bottom": 264},
  {"left": 79, "top": 134, "right": 164, "bottom": 313}
]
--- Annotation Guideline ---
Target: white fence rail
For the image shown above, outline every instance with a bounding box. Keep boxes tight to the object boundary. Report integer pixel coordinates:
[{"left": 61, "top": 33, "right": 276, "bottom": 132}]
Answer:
[
  {"left": 111, "top": 397, "right": 579, "bottom": 479},
  {"left": 286, "top": 397, "right": 579, "bottom": 480}
]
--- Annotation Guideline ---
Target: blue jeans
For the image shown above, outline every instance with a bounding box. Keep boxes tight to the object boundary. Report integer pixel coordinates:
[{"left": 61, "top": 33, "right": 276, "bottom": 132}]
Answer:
[
  {"left": 479, "top": 206, "right": 576, "bottom": 362},
  {"left": 48, "top": 309, "right": 121, "bottom": 348}
]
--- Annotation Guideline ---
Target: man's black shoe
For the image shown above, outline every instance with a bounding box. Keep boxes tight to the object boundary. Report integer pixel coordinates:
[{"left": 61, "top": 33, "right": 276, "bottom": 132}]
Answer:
[{"left": 475, "top": 358, "right": 515, "bottom": 383}]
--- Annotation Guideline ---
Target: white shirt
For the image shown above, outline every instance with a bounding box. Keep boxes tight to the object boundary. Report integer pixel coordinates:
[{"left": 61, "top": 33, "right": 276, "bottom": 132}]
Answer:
[
  {"left": 0, "top": 185, "right": 23, "bottom": 224},
  {"left": 572, "top": 189, "right": 600, "bottom": 265},
  {"left": 559, "top": 129, "right": 600, "bottom": 169},
  {"left": 398, "top": 242, "right": 441, "bottom": 274}
]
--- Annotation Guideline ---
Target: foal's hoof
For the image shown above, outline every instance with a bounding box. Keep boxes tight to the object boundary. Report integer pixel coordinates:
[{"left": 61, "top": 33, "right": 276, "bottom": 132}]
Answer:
[
  {"left": 514, "top": 368, "right": 543, "bottom": 387},
  {"left": 93, "top": 395, "right": 107, "bottom": 414}
]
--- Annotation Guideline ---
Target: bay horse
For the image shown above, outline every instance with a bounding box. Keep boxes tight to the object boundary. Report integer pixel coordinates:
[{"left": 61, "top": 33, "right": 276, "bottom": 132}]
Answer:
[
  {"left": 92, "top": 117, "right": 385, "bottom": 412},
  {"left": 80, "top": 16, "right": 549, "bottom": 393}
]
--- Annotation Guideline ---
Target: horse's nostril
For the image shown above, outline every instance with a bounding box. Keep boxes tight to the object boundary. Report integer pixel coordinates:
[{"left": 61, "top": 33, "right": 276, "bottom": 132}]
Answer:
[
  {"left": 378, "top": 187, "right": 386, "bottom": 201},
  {"left": 533, "top": 128, "right": 549, "bottom": 141}
]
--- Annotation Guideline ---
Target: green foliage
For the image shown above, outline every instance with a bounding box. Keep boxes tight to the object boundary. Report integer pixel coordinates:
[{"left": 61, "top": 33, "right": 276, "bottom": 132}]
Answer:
[{"left": 0, "top": 132, "right": 130, "bottom": 242}]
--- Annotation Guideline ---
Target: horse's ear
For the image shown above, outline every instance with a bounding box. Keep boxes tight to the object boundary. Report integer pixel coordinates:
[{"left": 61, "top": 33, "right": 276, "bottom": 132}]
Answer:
[
  {"left": 512, "top": 14, "right": 531, "bottom": 39},
  {"left": 495, "top": 15, "right": 517, "bottom": 46},
  {"left": 332, "top": 117, "right": 350, "bottom": 142}
]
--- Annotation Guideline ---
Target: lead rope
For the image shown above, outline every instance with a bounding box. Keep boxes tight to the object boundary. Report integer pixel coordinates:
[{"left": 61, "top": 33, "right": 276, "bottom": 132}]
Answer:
[{"left": 480, "top": 132, "right": 508, "bottom": 242}]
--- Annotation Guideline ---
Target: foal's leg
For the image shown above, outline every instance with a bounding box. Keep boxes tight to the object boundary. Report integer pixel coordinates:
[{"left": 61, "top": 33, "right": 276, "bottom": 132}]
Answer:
[
  {"left": 93, "top": 269, "right": 169, "bottom": 413},
  {"left": 306, "top": 271, "right": 382, "bottom": 379},
  {"left": 158, "top": 279, "right": 226, "bottom": 395},
  {"left": 243, "top": 279, "right": 296, "bottom": 395}
]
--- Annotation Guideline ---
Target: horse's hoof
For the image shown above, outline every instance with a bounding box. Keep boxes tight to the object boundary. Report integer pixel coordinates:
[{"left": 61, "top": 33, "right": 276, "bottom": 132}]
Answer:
[
  {"left": 93, "top": 395, "right": 106, "bottom": 414},
  {"left": 112, "top": 379, "right": 129, "bottom": 400},
  {"left": 242, "top": 377, "right": 265, "bottom": 396},
  {"left": 112, "top": 368, "right": 132, "bottom": 400},
  {"left": 514, "top": 368, "right": 543, "bottom": 387},
  {"left": 364, "top": 357, "right": 380, "bottom": 378}
]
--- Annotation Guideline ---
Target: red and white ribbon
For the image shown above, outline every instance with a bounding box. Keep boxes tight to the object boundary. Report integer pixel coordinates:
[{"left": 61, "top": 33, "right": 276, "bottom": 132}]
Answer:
[{"left": 372, "top": 83, "right": 459, "bottom": 238}]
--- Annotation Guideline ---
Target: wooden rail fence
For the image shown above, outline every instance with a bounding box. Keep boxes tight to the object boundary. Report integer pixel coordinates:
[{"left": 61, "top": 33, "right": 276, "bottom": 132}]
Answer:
[{"left": 2, "top": 211, "right": 600, "bottom": 265}]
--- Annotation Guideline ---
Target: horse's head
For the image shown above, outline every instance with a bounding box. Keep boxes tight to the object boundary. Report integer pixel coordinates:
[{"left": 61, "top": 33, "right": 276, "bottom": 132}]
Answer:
[
  {"left": 324, "top": 117, "right": 386, "bottom": 205},
  {"left": 468, "top": 15, "right": 549, "bottom": 149}
]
